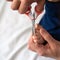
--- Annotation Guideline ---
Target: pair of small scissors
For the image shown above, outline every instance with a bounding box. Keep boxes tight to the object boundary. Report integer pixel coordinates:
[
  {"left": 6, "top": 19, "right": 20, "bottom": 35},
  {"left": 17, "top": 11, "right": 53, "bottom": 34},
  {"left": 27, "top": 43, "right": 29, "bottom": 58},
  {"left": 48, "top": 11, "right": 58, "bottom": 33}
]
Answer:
[
  {"left": 25, "top": 4, "right": 48, "bottom": 45},
  {"left": 25, "top": 4, "right": 42, "bottom": 35}
]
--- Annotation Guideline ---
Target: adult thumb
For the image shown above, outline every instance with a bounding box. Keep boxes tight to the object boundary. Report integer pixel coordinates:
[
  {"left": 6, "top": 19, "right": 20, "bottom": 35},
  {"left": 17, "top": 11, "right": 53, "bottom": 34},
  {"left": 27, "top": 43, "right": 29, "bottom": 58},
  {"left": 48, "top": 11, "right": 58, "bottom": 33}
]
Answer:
[{"left": 35, "top": 0, "right": 45, "bottom": 14}]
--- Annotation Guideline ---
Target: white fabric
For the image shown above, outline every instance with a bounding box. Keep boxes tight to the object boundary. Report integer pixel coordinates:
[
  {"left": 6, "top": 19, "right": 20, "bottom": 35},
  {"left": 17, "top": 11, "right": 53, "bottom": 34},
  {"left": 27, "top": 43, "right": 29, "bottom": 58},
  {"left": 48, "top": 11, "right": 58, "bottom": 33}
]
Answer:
[{"left": 0, "top": 0, "right": 55, "bottom": 60}]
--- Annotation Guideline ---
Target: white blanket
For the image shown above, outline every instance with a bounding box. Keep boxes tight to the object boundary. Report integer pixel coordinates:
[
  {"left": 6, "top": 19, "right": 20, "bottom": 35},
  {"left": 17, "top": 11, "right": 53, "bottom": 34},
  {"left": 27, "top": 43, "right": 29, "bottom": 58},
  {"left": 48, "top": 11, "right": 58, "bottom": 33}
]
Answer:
[{"left": 0, "top": 0, "right": 55, "bottom": 60}]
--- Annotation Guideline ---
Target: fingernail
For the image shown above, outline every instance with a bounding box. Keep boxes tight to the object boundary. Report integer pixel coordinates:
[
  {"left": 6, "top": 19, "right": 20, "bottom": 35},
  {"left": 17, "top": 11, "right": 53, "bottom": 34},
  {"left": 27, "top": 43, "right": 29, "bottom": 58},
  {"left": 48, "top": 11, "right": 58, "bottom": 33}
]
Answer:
[
  {"left": 32, "top": 36, "right": 34, "bottom": 39},
  {"left": 32, "top": 36, "right": 35, "bottom": 39},
  {"left": 33, "top": 40, "right": 37, "bottom": 43},
  {"left": 35, "top": 24, "right": 38, "bottom": 28}
]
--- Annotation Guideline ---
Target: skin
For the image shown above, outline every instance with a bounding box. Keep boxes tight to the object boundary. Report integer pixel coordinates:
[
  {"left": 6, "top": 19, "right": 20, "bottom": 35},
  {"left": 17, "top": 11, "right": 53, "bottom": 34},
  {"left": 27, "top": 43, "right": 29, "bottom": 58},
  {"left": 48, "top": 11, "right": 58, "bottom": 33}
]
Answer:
[
  {"left": 28, "top": 24, "right": 60, "bottom": 60},
  {"left": 7, "top": 0, "right": 45, "bottom": 14},
  {"left": 48, "top": 0, "right": 60, "bottom": 2},
  {"left": 7, "top": 0, "right": 60, "bottom": 14},
  {"left": 7, "top": 0, "right": 60, "bottom": 59}
]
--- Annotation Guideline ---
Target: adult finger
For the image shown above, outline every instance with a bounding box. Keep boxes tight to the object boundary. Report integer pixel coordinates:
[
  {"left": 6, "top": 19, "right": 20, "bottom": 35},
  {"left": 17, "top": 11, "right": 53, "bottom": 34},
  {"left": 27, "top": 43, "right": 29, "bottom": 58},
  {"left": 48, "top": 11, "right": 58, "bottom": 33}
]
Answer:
[
  {"left": 35, "top": 24, "right": 42, "bottom": 30},
  {"left": 18, "top": 0, "right": 32, "bottom": 14},
  {"left": 36, "top": 43, "right": 52, "bottom": 57},
  {"left": 40, "top": 27, "right": 55, "bottom": 48},
  {"left": 28, "top": 36, "right": 37, "bottom": 52},
  {"left": 36, "top": 44, "right": 48, "bottom": 56},
  {"left": 35, "top": 24, "right": 47, "bottom": 45},
  {"left": 11, "top": 0, "right": 20, "bottom": 10},
  {"left": 35, "top": 0, "right": 45, "bottom": 14}
]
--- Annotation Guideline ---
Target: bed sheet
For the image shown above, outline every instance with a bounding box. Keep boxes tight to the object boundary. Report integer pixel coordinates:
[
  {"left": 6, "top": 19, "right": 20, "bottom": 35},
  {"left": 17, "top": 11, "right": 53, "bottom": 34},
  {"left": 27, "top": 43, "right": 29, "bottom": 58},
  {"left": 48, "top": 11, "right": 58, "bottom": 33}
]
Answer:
[{"left": 0, "top": 0, "right": 55, "bottom": 60}]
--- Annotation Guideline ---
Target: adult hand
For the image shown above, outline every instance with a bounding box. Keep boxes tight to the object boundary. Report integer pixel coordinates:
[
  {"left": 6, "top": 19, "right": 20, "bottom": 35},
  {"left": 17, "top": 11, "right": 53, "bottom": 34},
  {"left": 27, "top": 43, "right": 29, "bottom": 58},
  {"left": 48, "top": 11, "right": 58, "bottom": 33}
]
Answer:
[
  {"left": 28, "top": 24, "right": 60, "bottom": 60},
  {"left": 7, "top": 0, "right": 45, "bottom": 14}
]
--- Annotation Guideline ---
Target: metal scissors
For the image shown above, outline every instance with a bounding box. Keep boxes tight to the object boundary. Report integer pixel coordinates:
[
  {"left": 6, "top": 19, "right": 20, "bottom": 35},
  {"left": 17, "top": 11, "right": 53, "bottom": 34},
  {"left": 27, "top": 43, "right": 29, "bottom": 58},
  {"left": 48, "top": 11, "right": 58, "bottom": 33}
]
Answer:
[
  {"left": 25, "top": 4, "right": 42, "bottom": 35},
  {"left": 25, "top": 4, "right": 47, "bottom": 45},
  {"left": 32, "top": 12, "right": 35, "bottom": 35}
]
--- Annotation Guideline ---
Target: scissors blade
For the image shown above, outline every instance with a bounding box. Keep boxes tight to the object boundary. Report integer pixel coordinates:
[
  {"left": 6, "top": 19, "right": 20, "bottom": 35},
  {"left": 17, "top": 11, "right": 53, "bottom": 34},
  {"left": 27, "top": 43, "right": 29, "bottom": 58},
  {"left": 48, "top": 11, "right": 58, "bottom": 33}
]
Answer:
[
  {"left": 32, "top": 20, "right": 35, "bottom": 35},
  {"left": 32, "top": 12, "right": 35, "bottom": 35}
]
